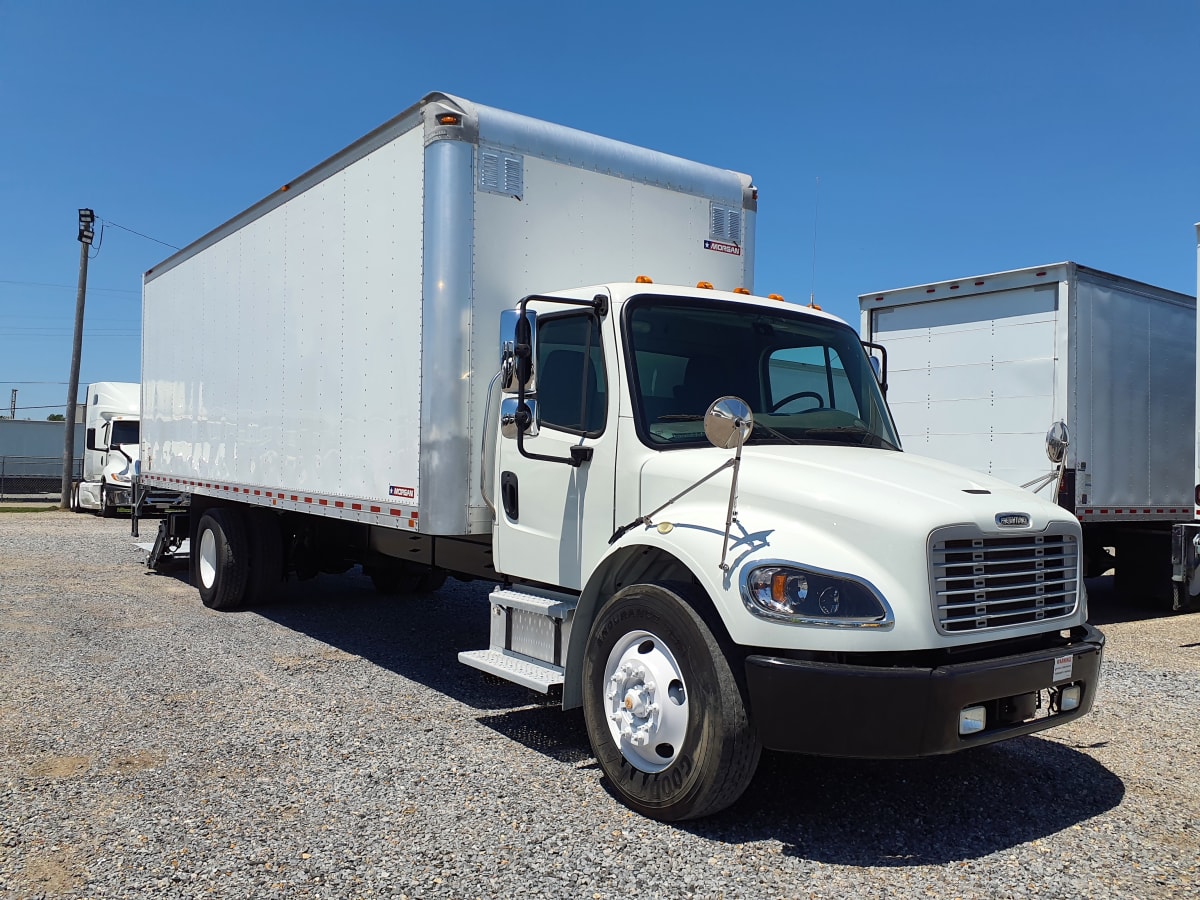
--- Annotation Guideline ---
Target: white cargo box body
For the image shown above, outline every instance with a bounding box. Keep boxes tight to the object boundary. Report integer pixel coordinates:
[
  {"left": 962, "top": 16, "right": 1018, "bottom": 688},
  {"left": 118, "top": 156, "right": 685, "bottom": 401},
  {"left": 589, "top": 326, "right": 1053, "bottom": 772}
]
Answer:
[
  {"left": 141, "top": 92, "right": 755, "bottom": 535},
  {"left": 860, "top": 263, "right": 1196, "bottom": 523}
]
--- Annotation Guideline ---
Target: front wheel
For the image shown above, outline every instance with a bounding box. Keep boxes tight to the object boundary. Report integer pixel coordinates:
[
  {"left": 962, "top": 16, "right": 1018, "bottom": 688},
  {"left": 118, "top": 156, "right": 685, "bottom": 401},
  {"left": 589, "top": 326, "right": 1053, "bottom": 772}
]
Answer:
[
  {"left": 99, "top": 483, "right": 117, "bottom": 518},
  {"left": 581, "top": 583, "right": 761, "bottom": 821}
]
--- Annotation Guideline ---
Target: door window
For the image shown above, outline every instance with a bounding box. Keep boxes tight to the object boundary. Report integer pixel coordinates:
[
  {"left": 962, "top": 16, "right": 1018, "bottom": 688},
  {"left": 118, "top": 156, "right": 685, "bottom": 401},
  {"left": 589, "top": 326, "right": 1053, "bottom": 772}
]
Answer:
[{"left": 536, "top": 314, "right": 607, "bottom": 436}]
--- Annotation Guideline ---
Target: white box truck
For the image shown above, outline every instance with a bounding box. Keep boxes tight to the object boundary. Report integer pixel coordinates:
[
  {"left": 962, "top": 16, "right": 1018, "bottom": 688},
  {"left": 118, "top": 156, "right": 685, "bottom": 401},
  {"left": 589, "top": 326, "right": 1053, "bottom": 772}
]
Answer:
[
  {"left": 138, "top": 93, "right": 1103, "bottom": 820},
  {"left": 859, "top": 263, "right": 1197, "bottom": 611},
  {"left": 1171, "top": 224, "right": 1200, "bottom": 610},
  {"left": 72, "top": 381, "right": 141, "bottom": 516}
]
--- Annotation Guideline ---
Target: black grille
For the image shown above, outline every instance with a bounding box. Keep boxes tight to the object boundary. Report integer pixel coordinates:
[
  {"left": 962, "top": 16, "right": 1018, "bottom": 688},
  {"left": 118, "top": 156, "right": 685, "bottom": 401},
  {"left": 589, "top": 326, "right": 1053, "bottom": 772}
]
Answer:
[{"left": 931, "top": 531, "right": 1079, "bottom": 633}]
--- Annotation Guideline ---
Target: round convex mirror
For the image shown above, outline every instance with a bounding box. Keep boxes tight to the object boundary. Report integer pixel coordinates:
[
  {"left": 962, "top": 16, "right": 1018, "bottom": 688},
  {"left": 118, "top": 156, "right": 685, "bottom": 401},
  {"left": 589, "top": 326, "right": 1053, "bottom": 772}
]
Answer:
[
  {"left": 704, "top": 396, "right": 754, "bottom": 450},
  {"left": 1045, "top": 421, "right": 1070, "bottom": 463}
]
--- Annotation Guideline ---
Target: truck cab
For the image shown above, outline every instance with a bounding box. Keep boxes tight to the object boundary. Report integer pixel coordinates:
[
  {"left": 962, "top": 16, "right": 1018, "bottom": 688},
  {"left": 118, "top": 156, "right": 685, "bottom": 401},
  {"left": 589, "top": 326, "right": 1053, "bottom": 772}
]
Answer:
[{"left": 470, "top": 281, "right": 1104, "bottom": 819}]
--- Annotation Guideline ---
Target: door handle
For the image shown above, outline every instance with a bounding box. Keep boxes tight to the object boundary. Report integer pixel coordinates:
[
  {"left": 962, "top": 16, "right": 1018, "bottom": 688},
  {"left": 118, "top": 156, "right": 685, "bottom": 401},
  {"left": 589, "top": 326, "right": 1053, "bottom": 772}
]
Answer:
[{"left": 500, "top": 471, "right": 519, "bottom": 520}]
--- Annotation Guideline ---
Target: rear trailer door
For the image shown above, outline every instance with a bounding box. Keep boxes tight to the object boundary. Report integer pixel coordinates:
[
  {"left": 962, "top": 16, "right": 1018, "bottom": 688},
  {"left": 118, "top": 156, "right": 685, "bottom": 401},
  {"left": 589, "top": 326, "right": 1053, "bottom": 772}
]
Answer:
[{"left": 869, "top": 284, "right": 1062, "bottom": 487}]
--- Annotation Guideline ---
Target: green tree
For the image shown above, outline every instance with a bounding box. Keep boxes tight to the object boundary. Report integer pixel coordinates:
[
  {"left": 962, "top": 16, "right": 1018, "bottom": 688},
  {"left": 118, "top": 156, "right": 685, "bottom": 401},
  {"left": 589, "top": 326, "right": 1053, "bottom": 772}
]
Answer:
[{"left": 47, "top": 413, "right": 65, "bottom": 421}]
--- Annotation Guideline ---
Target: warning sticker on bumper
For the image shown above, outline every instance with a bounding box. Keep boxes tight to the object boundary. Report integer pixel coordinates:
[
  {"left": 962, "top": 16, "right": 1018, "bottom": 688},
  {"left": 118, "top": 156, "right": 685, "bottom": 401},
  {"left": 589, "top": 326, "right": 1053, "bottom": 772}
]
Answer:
[{"left": 1053, "top": 654, "right": 1073, "bottom": 682}]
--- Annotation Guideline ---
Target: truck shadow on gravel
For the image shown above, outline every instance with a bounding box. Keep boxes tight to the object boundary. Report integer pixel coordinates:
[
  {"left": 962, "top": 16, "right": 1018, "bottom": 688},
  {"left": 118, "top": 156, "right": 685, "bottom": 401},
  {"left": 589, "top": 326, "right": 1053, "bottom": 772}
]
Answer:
[
  {"left": 691, "top": 738, "right": 1126, "bottom": 866},
  {"left": 1084, "top": 575, "right": 1172, "bottom": 626},
  {"left": 250, "top": 573, "right": 543, "bottom": 712}
]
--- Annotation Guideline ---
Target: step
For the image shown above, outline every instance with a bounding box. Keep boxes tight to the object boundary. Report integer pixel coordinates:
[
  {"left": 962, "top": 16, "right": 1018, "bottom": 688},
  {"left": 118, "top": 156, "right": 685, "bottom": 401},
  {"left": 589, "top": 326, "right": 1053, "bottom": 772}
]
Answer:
[
  {"left": 458, "top": 648, "right": 565, "bottom": 693},
  {"left": 490, "top": 587, "right": 577, "bottom": 620}
]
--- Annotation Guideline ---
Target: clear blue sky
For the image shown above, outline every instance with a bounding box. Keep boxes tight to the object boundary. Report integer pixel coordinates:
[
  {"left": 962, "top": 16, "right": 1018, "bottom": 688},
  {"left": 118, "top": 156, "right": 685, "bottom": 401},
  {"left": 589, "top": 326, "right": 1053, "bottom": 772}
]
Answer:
[{"left": 2, "top": 0, "right": 1197, "bottom": 419}]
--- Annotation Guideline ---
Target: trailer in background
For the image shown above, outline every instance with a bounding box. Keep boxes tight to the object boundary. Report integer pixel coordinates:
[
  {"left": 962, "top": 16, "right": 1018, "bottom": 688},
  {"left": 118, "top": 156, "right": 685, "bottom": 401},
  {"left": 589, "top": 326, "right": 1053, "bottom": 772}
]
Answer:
[
  {"left": 860, "top": 262, "right": 1197, "bottom": 611},
  {"left": 1172, "top": 224, "right": 1200, "bottom": 611}
]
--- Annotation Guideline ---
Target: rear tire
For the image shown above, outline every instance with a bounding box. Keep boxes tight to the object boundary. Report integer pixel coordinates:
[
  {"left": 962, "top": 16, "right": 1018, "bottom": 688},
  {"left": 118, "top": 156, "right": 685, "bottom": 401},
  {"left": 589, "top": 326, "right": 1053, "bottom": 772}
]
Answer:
[
  {"left": 581, "top": 583, "right": 761, "bottom": 821},
  {"left": 194, "top": 508, "right": 250, "bottom": 611}
]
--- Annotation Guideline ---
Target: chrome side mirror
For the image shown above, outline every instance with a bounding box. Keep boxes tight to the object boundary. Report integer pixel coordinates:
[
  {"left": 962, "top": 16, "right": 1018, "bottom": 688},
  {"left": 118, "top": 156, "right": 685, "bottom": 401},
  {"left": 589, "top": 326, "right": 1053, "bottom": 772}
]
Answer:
[
  {"left": 499, "top": 308, "right": 537, "bottom": 394},
  {"left": 704, "top": 396, "right": 754, "bottom": 449},
  {"left": 1046, "top": 421, "right": 1070, "bottom": 464},
  {"left": 500, "top": 397, "right": 538, "bottom": 439}
]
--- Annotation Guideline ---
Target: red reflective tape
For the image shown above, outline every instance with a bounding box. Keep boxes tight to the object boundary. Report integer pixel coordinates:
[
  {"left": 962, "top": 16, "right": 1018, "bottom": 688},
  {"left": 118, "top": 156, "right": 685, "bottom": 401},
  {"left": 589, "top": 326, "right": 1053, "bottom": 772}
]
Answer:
[
  {"left": 304, "top": 497, "right": 312, "bottom": 504},
  {"left": 352, "top": 504, "right": 362, "bottom": 511},
  {"left": 390, "top": 508, "right": 403, "bottom": 517},
  {"left": 335, "top": 501, "right": 344, "bottom": 509},
  {"left": 370, "top": 506, "right": 381, "bottom": 513},
  {"left": 291, "top": 495, "right": 299, "bottom": 501},
  {"left": 319, "top": 499, "right": 328, "bottom": 506}
]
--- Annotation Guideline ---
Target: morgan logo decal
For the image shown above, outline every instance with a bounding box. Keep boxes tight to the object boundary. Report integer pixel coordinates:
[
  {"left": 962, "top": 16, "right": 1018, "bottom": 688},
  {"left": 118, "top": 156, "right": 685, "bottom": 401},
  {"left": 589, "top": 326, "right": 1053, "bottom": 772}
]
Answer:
[
  {"left": 389, "top": 485, "right": 416, "bottom": 500},
  {"left": 996, "top": 512, "right": 1031, "bottom": 528},
  {"left": 704, "top": 239, "right": 742, "bottom": 256}
]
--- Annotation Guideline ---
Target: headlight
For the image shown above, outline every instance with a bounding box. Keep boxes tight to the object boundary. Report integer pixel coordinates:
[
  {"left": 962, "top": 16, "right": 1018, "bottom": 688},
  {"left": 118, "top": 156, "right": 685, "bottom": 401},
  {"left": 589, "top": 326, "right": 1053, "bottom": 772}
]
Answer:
[
  {"left": 110, "top": 470, "right": 130, "bottom": 484},
  {"left": 742, "top": 564, "right": 892, "bottom": 627}
]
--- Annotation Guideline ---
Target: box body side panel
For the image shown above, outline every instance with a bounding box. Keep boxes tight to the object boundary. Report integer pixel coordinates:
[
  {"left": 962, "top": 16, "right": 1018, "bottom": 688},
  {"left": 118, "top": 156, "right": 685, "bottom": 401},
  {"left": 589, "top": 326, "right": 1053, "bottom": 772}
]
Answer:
[
  {"left": 1073, "top": 274, "right": 1195, "bottom": 510},
  {"left": 141, "top": 129, "right": 425, "bottom": 505}
]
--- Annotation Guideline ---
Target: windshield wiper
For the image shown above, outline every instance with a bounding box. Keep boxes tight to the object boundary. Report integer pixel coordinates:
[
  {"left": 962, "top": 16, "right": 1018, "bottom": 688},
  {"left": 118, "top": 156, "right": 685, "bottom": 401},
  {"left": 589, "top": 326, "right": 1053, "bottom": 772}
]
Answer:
[{"left": 802, "top": 425, "right": 900, "bottom": 451}]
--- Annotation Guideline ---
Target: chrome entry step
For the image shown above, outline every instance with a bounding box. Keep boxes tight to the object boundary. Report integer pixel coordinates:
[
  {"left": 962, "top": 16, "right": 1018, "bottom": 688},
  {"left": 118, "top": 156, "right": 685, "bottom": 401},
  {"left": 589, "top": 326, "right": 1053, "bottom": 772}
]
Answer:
[
  {"left": 459, "top": 586, "right": 578, "bottom": 692},
  {"left": 458, "top": 649, "right": 565, "bottom": 693},
  {"left": 489, "top": 587, "right": 576, "bottom": 618}
]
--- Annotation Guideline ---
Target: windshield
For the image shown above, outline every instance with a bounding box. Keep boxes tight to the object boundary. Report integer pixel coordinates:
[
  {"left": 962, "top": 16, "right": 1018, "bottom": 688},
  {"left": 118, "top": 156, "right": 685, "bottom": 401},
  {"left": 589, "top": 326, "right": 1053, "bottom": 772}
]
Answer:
[
  {"left": 110, "top": 420, "right": 140, "bottom": 446},
  {"left": 625, "top": 296, "right": 900, "bottom": 450}
]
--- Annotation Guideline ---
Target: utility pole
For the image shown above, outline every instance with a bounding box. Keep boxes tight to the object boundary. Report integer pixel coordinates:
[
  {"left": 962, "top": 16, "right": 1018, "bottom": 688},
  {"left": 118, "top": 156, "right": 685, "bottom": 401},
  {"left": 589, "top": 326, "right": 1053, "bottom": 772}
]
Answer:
[
  {"left": 61, "top": 209, "right": 93, "bottom": 508},
  {"left": 8, "top": 389, "right": 14, "bottom": 419}
]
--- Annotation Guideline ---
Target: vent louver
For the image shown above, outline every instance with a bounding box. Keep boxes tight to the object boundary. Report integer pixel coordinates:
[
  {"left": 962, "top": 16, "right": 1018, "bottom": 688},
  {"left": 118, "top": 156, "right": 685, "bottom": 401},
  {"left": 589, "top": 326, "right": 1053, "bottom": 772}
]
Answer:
[
  {"left": 480, "top": 148, "right": 523, "bottom": 199},
  {"left": 710, "top": 203, "right": 742, "bottom": 243}
]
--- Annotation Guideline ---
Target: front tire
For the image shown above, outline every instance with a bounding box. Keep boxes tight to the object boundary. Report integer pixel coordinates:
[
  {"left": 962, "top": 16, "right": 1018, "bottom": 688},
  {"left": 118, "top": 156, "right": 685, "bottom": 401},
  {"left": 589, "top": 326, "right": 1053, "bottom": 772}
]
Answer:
[
  {"left": 581, "top": 583, "right": 761, "bottom": 821},
  {"left": 194, "top": 508, "right": 250, "bottom": 611},
  {"left": 99, "top": 483, "right": 117, "bottom": 518}
]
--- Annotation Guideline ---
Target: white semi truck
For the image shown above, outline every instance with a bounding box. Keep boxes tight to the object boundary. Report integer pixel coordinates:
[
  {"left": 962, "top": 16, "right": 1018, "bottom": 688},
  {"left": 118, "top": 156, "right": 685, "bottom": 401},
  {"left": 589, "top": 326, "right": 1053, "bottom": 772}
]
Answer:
[
  {"left": 137, "top": 93, "right": 1104, "bottom": 820},
  {"left": 72, "top": 381, "right": 140, "bottom": 516},
  {"left": 859, "top": 263, "right": 1197, "bottom": 612}
]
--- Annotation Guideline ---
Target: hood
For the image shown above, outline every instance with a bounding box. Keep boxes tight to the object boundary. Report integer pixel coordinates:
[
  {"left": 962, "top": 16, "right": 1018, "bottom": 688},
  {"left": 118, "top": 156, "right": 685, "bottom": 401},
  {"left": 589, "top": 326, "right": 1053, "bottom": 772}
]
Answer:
[{"left": 639, "top": 444, "right": 1074, "bottom": 539}]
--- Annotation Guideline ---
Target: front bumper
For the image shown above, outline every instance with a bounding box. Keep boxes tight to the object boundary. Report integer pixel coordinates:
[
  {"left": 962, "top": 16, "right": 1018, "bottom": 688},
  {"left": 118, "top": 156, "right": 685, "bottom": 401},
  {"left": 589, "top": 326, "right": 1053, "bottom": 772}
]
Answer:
[{"left": 745, "top": 623, "right": 1104, "bottom": 758}]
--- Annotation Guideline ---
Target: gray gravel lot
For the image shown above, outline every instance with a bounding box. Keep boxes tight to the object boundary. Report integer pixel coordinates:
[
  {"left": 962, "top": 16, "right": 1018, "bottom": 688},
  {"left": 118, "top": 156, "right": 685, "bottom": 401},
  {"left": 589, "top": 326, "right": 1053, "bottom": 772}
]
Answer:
[{"left": 1, "top": 510, "right": 1198, "bottom": 899}]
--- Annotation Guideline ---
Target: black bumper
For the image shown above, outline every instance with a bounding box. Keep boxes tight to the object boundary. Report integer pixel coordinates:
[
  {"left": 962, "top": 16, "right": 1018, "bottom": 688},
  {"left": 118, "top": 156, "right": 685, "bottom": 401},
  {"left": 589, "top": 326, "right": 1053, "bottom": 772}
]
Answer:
[{"left": 744, "top": 624, "right": 1105, "bottom": 758}]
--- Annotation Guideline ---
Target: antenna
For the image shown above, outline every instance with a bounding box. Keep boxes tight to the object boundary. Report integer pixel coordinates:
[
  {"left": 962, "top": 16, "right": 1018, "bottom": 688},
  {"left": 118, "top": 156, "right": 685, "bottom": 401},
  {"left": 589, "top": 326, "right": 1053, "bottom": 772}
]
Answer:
[{"left": 810, "top": 176, "right": 820, "bottom": 308}]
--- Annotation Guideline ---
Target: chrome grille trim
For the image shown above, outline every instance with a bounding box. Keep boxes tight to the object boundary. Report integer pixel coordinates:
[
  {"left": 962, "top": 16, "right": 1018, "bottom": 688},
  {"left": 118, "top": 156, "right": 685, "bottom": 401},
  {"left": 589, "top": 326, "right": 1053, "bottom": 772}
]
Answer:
[{"left": 929, "top": 526, "right": 1080, "bottom": 634}]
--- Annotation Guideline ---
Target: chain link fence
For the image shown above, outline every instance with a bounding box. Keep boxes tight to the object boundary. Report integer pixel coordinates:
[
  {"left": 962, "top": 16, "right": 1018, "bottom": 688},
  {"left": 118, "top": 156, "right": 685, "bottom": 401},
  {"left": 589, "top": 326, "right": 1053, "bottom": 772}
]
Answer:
[{"left": 0, "top": 456, "right": 83, "bottom": 501}]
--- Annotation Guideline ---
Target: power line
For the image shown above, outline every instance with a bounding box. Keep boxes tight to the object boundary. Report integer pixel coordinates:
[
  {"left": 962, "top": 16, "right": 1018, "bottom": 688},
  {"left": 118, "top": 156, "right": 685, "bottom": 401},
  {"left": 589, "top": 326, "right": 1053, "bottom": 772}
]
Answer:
[
  {"left": 0, "top": 279, "right": 138, "bottom": 295},
  {"left": 100, "top": 218, "right": 180, "bottom": 251}
]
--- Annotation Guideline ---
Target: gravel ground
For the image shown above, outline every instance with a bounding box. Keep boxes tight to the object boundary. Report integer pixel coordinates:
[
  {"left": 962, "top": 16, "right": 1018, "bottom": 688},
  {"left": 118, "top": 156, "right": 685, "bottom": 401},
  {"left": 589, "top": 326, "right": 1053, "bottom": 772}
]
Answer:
[{"left": 1, "top": 510, "right": 1198, "bottom": 900}]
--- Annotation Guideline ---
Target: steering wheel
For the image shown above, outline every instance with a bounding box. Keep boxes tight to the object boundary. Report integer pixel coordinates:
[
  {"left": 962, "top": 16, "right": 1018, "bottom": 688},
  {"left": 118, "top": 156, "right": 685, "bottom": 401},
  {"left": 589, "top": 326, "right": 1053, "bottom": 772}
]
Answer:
[{"left": 770, "top": 391, "right": 825, "bottom": 413}]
